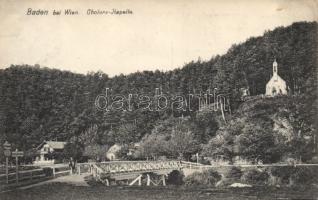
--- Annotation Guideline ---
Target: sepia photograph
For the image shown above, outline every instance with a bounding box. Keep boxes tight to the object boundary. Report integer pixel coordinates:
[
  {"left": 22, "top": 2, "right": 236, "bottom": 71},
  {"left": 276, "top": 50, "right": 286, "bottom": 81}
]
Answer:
[{"left": 0, "top": 0, "right": 317, "bottom": 199}]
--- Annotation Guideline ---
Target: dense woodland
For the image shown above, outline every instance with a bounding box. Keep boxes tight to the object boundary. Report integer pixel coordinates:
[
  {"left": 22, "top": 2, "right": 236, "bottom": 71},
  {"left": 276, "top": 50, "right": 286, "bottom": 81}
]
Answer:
[{"left": 0, "top": 21, "right": 317, "bottom": 163}]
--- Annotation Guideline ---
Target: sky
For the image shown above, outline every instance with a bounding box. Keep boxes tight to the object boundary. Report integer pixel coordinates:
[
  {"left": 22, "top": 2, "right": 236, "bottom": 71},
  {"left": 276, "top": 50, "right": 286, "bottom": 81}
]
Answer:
[{"left": 0, "top": 0, "right": 317, "bottom": 76}]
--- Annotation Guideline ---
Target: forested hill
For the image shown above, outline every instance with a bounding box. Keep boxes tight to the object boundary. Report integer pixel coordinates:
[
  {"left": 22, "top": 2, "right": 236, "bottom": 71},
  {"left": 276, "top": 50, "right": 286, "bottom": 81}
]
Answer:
[{"left": 0, "top": 21, "right": 317, "bottom": 152}]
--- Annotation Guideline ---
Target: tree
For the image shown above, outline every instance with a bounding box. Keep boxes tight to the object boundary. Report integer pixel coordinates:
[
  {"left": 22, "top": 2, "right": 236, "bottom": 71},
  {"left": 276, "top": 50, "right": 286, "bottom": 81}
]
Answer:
[
  {"left": 83, "top": 144, "right": 108, "bottom": 161},
  {"left": 193, "top": 109, "right": 220, "bottom": 143},
  {"left": 167, "top": 129, "right": 200, "bottom": 160},
  {"left": 62, "top": 141, "right": 84, "bottom": 162},
  {"left": 235, "top": 123, "right": 279, "bottom": 163},
  {"left": 140, "top": 133, "right": 168, "bottom": 159}
]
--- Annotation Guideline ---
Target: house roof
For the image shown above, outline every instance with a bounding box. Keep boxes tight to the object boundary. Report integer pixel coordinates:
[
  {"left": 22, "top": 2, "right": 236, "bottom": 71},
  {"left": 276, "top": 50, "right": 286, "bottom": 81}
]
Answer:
[
  {"left": 36, "top": 141, "right": 67, "bottom": 150},
  {"left": 267, "top": 73, "right": 286, "bottom": 86}
]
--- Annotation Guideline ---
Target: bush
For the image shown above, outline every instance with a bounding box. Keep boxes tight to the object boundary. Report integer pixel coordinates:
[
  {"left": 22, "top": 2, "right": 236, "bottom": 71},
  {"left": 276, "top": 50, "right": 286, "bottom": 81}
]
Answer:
[
  {"left": 241, "top": 168, "right": 269, "bottom": 185},
  {"left": 270, "top": 166, "right": 294, "bottom": 185},
  {"left": 199, "top": 159, "right": 211, "bottom": 165},
  {"left": 167, "top": 170, "right": 184, "bottom": 185},
  {"left": 270, "top": 166, "right": 318, "bottom": 186},
  {"left": 184, "top": 169, "right": 221, "bottom": 187},
  {"left": 140, "top": 172, "right": 162, "bottom": 185},
  {"left": 42, "top": 167, "right": 53, "bottom": 177},
  {"left": 290, "top": 167, "right": 318, "bottom": 185},
  {"left": 311, "top": 156, "right": 318, "bottom": 163},
  {"left": 219, "top": 167, "right": 244, "bottom": 186},
  {"left": 226, "top": 167, "right": 242, "bottom": 180}
]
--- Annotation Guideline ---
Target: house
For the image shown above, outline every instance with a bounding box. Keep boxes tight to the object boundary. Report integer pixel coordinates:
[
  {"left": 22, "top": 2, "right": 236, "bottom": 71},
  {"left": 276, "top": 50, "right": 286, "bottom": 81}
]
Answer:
[
  {"left": 266, "top": 60, "right": 288, "bottom": 96},
  {"left": 106, "top": 143, "right": 141, "bottom": 160},
  {"left": 34, "top": 141, "right": 67, "bottom": 164},
  {"left": 106, "top": 144, "right": 122, "bottom": 161},
  {"left": 240, "top": 87, "right": 250, "bottom": 100},
  {"left": 127, "top": 143, "right": 141, "bottom": 156}
]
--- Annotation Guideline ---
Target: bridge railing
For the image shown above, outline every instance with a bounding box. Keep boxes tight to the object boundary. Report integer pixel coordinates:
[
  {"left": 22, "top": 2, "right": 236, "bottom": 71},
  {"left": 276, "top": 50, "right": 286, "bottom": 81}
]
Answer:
[
  {"left": 91, "top": 163, "right": 103, "bottom": 180},
  {"left": 96, "top": 160, "right": 182, "bottom": 174},
  {"left": 76, "top": 163, "right": 92, "bottom": 175},
  {"left": 181, "top": 161, "right": 318, "bottom": 169},
  {"left": 181, "top": 161, "right": 206, "bottom": 169},
  {"left": 0, "top": 168, "right": 45, "bottom": 184}
]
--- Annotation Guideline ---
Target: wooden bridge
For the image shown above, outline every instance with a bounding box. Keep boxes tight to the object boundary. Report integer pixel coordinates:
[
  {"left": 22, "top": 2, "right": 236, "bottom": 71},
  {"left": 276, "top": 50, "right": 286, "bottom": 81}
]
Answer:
[{"left": 89, "top": 160, "right": 182, "bottom": 186}]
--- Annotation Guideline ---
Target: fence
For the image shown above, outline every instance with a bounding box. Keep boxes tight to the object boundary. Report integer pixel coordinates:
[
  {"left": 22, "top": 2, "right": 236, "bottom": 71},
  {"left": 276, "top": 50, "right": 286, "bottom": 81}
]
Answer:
[
  {"left": 181, "top": 161, "right": 318, "bottom": 169},
  {"left": 0, "top": 168, "right": 45, "bottom": 184},
  {"left": 0, "top": 164, "right": 73, "bottom": 185},
  {"left": 50, "top": 165, "right": 72, "bottom": 177}
]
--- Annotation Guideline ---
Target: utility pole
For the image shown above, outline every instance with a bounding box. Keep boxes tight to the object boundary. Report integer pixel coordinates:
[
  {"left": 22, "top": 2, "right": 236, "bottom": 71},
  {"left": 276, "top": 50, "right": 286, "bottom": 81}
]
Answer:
[
  {"left": 196, "top": 153, "right": 199, "bottom": 164},
  {"left": 12, "top": 148, "right": 24, "bottom": 184},
  {"left": 15, "top": 150, "right": 18, "bottom": 183},
  {"left": 314, "top": 134, "right": 316, "bottom": 153},
  {"left": 3, "top": 141, "right": 12, "bottom": 184}
]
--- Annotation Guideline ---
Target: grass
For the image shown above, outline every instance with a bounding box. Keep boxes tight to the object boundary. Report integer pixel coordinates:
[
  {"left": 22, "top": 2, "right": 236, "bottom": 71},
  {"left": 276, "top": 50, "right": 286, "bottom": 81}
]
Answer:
[{"left": 1, "top": 182, "right": 318, "bottom": 200}]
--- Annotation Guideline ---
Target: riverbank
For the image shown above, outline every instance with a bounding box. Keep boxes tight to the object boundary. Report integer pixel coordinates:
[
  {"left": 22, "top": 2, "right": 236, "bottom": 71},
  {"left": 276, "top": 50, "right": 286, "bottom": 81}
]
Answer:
[{"left": 1, "top": 182, "right": 318, "bottom": 200}]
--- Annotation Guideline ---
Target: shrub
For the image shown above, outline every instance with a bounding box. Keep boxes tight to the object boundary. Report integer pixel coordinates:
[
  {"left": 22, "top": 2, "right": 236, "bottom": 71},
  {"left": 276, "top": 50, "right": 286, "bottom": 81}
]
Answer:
[
  {"left": 85, "top": 175, "right": 105, "bottom": 186},
  {"left": 199, "top": 159, "right": 211, "bottom": 165},
  {"left": 167, "top": 170, "right": 184, "bottom": 185},
  {"left": 100, "top": 173, "right": 112, "bottom": 180},
  {"left": 270, "top": 166, "right": 318, "bottom": 186},
  {"left": 219, "top": 167, "right": 244, "bottom": 187},
  {"left": 184, "top": 169, "right": 221, "bottom": 187},
  {"left": 241, "top": 168, "right": 269, "bottom": 185},
  {"left": 140, "top": 172, "right": 162, "bottom": 185},
  {"left": 270, "top": 166, "right": 295, "bottom": 185},
  {"left": 226, "top": 167, "right": 242, "bottom": 180},
  {"left": 290, "top": 167, "right": 318, "bottom": 185},
  {"left": 42, "top": 167, "right": 53, "bottom": 177},
  {"left": 311, "top": 156, "right": 318, "bottom": 163}
]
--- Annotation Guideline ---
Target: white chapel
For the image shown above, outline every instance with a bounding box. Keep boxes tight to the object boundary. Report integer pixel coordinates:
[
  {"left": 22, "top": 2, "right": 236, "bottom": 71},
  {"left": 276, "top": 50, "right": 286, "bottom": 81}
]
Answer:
[{"left": 265, "top": 60, "right": 288, "bottom": 96}]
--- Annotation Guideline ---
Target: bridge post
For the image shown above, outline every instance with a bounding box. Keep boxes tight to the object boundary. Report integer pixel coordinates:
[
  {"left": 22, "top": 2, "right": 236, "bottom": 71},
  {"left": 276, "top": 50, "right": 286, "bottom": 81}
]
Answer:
[
  {"left": 52, "top": 167, "right": 56, "bottom": 177},
  {"left": 104, "top": 178, "right": 109, "bottom": 186},
  {"left": 138, "top": 176, "right": 141, "bottom": 186},
  {"left": 129, "top": 174, "right": 142, "bottom": 186},
  {"left": 146, "top": 174, "right": 150, "bottom": 186},
  {"left": 162, "top": 175, "right": 166, "bottom": 186}
]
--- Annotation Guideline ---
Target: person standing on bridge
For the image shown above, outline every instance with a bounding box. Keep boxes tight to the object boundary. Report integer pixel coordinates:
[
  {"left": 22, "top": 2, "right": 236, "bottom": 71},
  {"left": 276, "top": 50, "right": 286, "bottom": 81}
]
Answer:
[
  {"left": 72, "top": 159, "right": 77, "bottom": 173},
  {"left": 69, "top": 157, "right": 74, "bottom": 174}
]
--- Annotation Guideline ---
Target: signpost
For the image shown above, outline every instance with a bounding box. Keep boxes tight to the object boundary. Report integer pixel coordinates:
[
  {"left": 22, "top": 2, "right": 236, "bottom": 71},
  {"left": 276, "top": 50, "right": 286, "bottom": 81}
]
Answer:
[
  {"left": 12, "top": 149, "right": 24, "bottom": 183},
  {"left": 196, "top": 153, "right": 199, "bottom": 164},
  {"left": 3, "top": 141, "right": 11, "bottom": 184}
]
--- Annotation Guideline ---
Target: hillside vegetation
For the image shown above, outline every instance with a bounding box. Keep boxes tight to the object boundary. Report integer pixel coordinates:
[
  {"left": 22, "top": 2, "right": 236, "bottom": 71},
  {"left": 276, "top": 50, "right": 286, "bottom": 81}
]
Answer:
[
  {"left": 203, "top": 95, "right": 316, "bottom": 163},
  {"left": 0, "top": 21, "right": 316, "bottom": 163}
]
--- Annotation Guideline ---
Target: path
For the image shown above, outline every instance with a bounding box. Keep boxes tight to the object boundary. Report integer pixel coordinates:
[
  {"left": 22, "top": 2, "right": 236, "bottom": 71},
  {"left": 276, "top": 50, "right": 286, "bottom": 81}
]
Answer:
[{"left": 20, "top": 173, "right": 89, "bottom": 190}]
